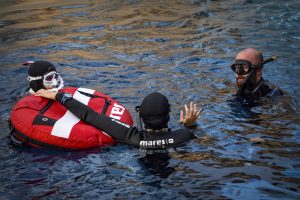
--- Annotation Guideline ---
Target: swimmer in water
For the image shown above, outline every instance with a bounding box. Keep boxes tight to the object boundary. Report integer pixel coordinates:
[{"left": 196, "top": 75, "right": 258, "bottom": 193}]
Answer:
[
  {"left": 35, "top": 89, "right": 202, "bottom": 149},
  {"left": 231, "top": 48, "right": 284, "bottom": 106}
]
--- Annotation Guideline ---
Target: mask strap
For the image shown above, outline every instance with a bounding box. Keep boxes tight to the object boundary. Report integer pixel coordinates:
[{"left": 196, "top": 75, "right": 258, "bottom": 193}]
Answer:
[
  {"left": 135, "top": 106, "right": 143, "bottom": 132},
  {"left": 27, "top": 75, "right": 43, "bottom": 81}
]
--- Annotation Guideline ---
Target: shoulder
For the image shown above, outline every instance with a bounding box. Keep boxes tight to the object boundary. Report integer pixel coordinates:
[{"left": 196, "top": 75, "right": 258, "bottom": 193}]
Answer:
[
  {"left": 140, "top": 129, "right": 196, "bottom": 149},
  {"left": 171, "top": 129, "right": 195, "bottom": 136},
  {"left": 168, "top": 129, "right": 197, "bottom": 143},
  {"left": 264, "top": 80, "right": 285, "bottom": 97},
  {"left": 256, "top": 79, "right": 284, "bottom": 98}
]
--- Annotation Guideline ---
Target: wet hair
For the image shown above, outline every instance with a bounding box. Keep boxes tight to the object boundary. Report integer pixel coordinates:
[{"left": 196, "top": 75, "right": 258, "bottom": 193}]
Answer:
[{"left": 140, "top": 92, "right": 170, "bottom": 129}]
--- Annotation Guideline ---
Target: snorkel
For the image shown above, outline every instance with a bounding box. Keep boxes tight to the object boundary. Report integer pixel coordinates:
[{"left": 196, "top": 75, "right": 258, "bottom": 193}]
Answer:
[
  {"left": 261, "top": 56, "right": 279, "bottom": 66},
  {"left": 234, "top": 56, "right": 278, "bottom": 97}
]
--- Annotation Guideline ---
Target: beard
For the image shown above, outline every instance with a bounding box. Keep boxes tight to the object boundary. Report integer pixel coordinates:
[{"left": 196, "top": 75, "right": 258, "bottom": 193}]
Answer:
[
  {"left": 236, "top": 73, "right": 259, "bottom": 94},
  {"left": 236, "top": 75, "right": 247, "bottom": 88}
]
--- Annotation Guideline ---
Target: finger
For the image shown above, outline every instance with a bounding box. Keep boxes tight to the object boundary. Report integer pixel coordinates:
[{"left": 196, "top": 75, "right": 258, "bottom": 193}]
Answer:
[
  {"left": 195, "top": 108, "right": 203, "bottom": 118},
  {"left": 36, "top": 89, "right": 45, "bottom": 93},
  {"left": 191, "top": 103, "right": 197, "bottom": 115},
  {"left": 180, "top": 110, "right": 184, "bottom": 123},
  {"left": 35, "top": 92, "right": 45, "bottom": 97},
  {"left": 195, "top": 110, "right": 201, "bottom": 118},
  {"left": 184, "top": 104, "right": 189, "bottom": 115},
  {"left": 190, "top": 102, "right": 193, "bottom": 113},
  {"left": 35, "top": 91, "right": 42, "bottom": 95}
]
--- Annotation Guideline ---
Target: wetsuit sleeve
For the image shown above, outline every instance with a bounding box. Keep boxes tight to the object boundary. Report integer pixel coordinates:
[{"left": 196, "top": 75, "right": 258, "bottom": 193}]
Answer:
[
  {"left": 139, "top": 129, "right": 197, "bottom": 149},
  {"left": 182, "top": 123, "right": 198, "bottom": 129},
  {"left": 55, "top": 92, "right": 142, "bottom": 145}
]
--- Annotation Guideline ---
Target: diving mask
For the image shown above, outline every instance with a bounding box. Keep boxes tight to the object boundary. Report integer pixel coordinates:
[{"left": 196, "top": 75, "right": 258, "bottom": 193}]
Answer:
[
  {"left": 231, "top": 59, "right": 261, "bottom": 75},
  {"left": 27, "top": 71, "right": 64, "bottom": 91},
  {"left": 231, "top": 56, "right": 279, "bottom": 75}
]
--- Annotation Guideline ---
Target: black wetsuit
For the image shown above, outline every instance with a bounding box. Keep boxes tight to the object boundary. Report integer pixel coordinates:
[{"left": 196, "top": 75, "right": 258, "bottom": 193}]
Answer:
[
  {"left": 56, "top": 92, "right": 196, "bottom": 149},
  {"left": 237, "top": 79, "right": 284, "bottom": 107}
]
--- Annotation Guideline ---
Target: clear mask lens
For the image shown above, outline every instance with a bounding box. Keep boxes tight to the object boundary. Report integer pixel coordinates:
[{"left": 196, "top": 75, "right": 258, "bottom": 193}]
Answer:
[
  {"left": 28, "top": 71, "right": 64, "bottom": 93},
  {"left": 231, "top": 59, "right": 254, "bottom": 75},
  {"left": 232, "top": 64, "right": 251, "bottom": 75},
  {"left": 42, "top": 71, "right": 63, "bottom": 89},
  {"left": 43, "top": 71, "right": 59, "bottom": 82}
]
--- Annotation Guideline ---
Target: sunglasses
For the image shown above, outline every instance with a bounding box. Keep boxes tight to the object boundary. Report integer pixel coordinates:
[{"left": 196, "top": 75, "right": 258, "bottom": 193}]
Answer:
[{"left": 231, "top": 59, "right": 261, "bottom": 75}]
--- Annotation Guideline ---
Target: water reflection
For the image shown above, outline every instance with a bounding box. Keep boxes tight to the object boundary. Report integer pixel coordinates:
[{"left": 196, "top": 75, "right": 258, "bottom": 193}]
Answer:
[
  {"left": 0, "top": 0, "right": 300, "bottom": 199},
  {"left": 139, "top": 151, "right": 175, "bottom": 178}
]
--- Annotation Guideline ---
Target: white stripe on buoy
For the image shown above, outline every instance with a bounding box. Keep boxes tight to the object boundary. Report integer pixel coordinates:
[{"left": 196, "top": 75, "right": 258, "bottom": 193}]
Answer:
[{"left": 51, "top": 88, "right": 95, "bottom": 139}]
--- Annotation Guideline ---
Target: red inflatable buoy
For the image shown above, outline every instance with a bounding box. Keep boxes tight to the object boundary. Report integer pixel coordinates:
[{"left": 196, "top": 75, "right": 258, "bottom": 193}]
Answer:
[{"left": 10, "top": 87, "right": 133, "bottom": 150}]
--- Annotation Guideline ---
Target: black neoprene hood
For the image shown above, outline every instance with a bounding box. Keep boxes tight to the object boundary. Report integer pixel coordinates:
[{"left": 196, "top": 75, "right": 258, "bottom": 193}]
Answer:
[
  {"left": 140, "top": 92, "right": 170, "bottom": 129},
  {"left": 28, "top": 61, "right": 56, "bottom": 77},
  {"left": 28, "top": 61, "right": 57, "bottom": 92}
]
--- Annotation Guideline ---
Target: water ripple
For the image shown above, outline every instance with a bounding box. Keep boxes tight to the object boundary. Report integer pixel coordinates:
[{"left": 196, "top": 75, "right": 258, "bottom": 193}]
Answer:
[{"left": 0, "top": 0, "right": 299, "bottom": 199}]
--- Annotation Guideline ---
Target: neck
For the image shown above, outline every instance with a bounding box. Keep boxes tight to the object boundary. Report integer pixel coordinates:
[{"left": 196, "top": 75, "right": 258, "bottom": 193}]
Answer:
[
  {"left": 145, "top": 128, "right": 169, "bottom": 133},
  {"left": 237, "top": 72, "right": 262, "bottom": 96},
  {"left": 237, "top": 79, "right": 265, "bottom": 100},
  {"left": 250, "top": 78, "right": 264, "bottom": 94}
]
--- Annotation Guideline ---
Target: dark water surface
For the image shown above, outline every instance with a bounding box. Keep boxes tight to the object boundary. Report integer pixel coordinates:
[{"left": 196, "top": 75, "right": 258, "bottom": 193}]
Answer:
[{"left": 0, "top": 0, "right": 300, "bottom": 199}]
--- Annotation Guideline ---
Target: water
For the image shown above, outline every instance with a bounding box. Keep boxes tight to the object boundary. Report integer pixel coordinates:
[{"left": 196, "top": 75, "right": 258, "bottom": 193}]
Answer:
[{"left": 0, "top": 0, "right": 300, "bottom": 199}]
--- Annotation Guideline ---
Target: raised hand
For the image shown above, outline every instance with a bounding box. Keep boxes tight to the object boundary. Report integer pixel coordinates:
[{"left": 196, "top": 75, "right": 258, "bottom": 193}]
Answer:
[{"left": 180, "top": 102, "right": 202, "bottom": 127}]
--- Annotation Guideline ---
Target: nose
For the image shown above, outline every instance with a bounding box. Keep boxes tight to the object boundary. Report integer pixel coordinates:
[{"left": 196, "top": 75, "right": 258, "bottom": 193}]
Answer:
[{"left": 236, "top": 67, "right": 244, "bottom": 74}]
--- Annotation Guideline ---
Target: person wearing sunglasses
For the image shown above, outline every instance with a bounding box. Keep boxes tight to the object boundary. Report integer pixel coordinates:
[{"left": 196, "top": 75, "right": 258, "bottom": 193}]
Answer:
[
  {"left": 26, "top": 61, "right": 64, "bottom": 94},
  {"left": 35, "top": 89, "right": 202, "bottom": 149},
  {"left": 231, "top": 48, "right": 284, "bottom": 106}
]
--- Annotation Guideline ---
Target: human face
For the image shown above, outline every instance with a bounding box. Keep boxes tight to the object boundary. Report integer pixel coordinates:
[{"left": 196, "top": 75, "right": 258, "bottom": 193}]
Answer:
[
  {"left": 27, "top": 70, "right": 63, "bottom": 91},
  {"left": 232, "top": 60, "right": 262, "bottom": 87},
  {"left": 231, "top": 60, "right": 253, "bottom": 75},
  {"left": 42, "top": 71, "right": 65, "bottom": 90},
  {"left": 42, "top": 71, "right": 60, "bottom": 89},
  {"left": 236, "top": 73, "right": 247, "bottom": 87},
  {"left": 234, "top": 53, "right": 262, "bottom": 87}
]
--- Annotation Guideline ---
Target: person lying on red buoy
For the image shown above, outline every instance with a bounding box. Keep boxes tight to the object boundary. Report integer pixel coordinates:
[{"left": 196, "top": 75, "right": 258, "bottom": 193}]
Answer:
[
  {"left": 10, "top": 60, "right": 201, "bottom": 149},
  {"left": 9, "top": 61, "right": 133, "bottom": 149}
]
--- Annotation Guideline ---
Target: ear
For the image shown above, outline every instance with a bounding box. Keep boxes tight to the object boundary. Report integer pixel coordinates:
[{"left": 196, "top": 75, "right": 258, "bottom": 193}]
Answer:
[
  {"left": 256, "top": 68, "right": 262, "bottom": 74},
  {"left": 256, "top": 68, "right": 263, "bottom": 81}
]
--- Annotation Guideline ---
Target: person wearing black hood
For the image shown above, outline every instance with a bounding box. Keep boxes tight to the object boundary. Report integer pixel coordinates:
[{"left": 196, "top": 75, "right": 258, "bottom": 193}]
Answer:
[
  {"left": 25, "top": 60, "right": 64, "bottom": 94},
  {"left": 35, "top": 90, "right": 201, "bottom": 149},
  {"left": 231, "top": 48, "right": 284, "bottom": 107}
]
